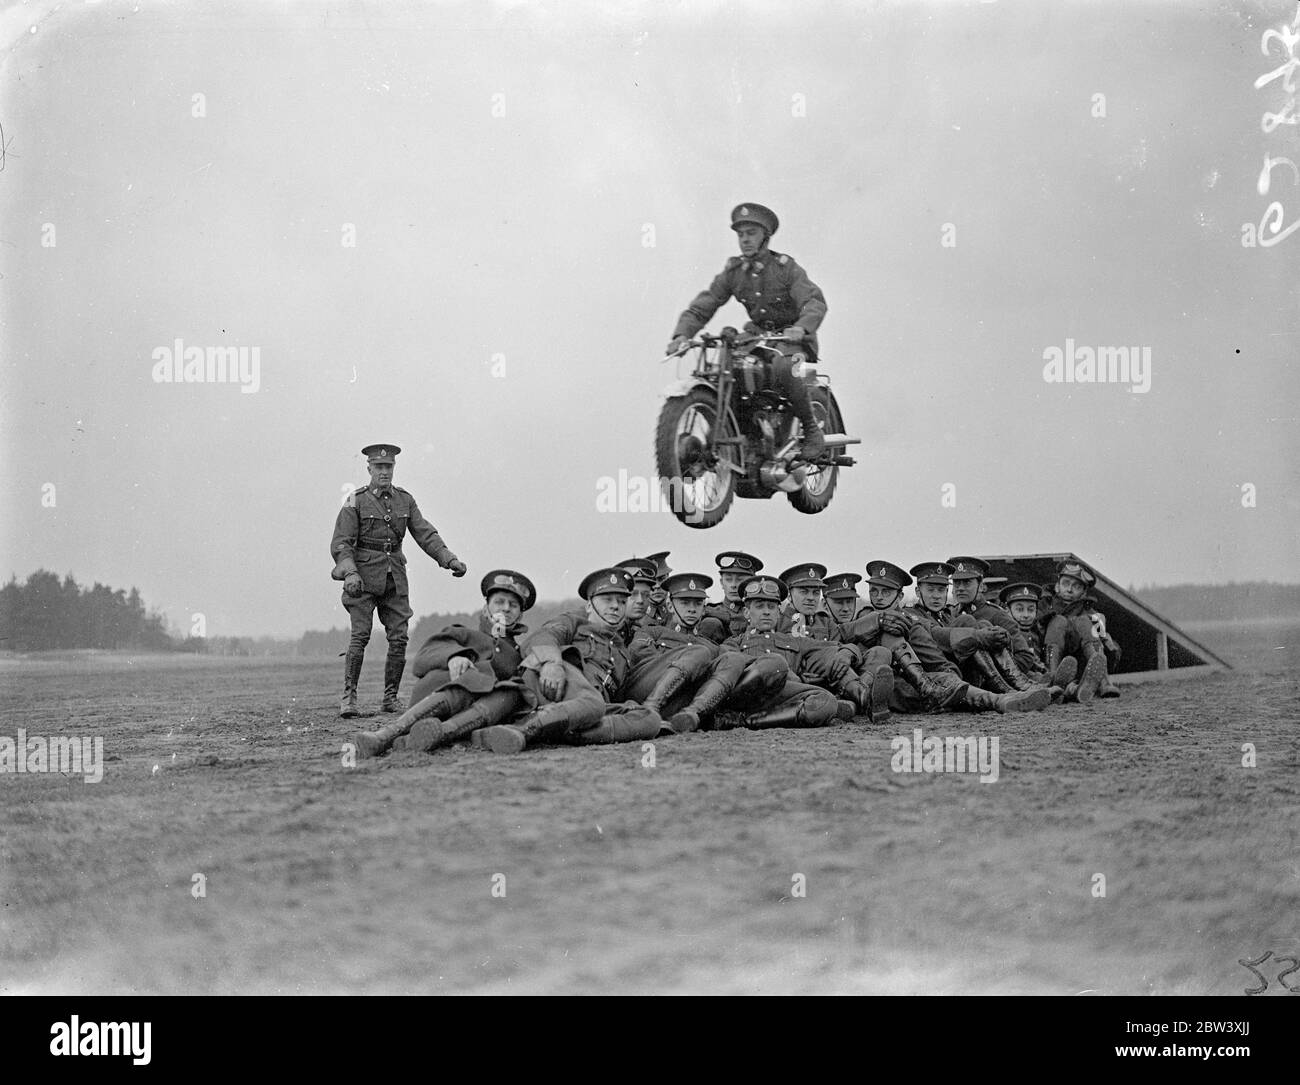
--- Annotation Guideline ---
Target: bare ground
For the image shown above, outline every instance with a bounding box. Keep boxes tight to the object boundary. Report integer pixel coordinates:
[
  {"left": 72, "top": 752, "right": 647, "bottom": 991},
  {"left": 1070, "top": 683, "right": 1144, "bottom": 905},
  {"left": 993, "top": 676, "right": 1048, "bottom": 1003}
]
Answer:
[{"left": 1, "top": 622, "right": 1297, "bottom": 995}]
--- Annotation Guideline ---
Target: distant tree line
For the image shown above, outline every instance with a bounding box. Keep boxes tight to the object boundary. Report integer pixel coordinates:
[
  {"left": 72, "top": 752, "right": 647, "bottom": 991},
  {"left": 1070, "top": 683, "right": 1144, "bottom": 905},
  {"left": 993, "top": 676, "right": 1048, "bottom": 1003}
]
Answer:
[
  {"left": 0, "top": 570, "right": 172, "bottom": 651},
  {"left": 1133, "top": 582, "right": 1300, "bottom": 623}
]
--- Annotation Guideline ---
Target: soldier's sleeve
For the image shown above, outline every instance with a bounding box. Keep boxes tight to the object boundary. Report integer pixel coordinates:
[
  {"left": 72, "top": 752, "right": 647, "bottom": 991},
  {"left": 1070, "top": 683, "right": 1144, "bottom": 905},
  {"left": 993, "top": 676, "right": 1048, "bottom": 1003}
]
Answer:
[
  {"left": 695, "top": 615, "right": 728, "bottom": 644},
  {"left": 405, "top": 497, "right": 458, "bottom": 567},
  {"left": 671, "top": 262, "right": 736, "bottom": 339},
  {"left": 521, "top": 612, "right": 582, "bottom": 667},
  {"left": 411, "top": 625, "right": 480, "bottom": 678},
  {"left": 330, "top": 497, "right": 361, "bottom": 578},
  {"left": 784, "top": 257, "right": 827, "bottom": 334},
  {"left": 837, "top": 611, "right": 884, "bottom": 647}
]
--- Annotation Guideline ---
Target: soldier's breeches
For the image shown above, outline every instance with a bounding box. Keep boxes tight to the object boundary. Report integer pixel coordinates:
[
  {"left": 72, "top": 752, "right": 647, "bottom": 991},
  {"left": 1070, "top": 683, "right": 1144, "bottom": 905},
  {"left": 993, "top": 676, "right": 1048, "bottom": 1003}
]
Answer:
[
  {"left": 726, "top": 656, "right": 790, "bottom": 710},
  {"left": 520, "top": 663, "right": 605, "bottom": 734},
  {"left": 567, "top": 703, "right": 663, "bottom": 745},
  {"left": 343, "top": 572, "right": 413, "bottom": 656},
  {"left": 1044, "top": 614, "right": 1095, "bottom": 658},
  {"left": 623, "top": 644, "right": 714, "bottom": 702}
]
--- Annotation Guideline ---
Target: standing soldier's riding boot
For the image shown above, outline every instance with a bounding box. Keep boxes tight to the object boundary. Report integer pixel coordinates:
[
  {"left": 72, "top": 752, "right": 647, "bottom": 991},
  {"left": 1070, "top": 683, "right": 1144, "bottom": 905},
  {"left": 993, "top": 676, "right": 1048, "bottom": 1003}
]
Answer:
[
  {"left": 339, "top": 651, "right": 364, "bottom": 718},
  {"left": 971, "top": 650, "right": 1014, "bottom": 694},
  {"left": 382, "top": 653, "right": 406, "bottom": 713},
  {"left": 992, "top": 647, "right": 1036, "bottom": 692},
  {"left": 478, "top": 703, "right": 573, "bottom": 755},
  {"left": 962, "top": 684, "right": 1051, "bottom": 714}
]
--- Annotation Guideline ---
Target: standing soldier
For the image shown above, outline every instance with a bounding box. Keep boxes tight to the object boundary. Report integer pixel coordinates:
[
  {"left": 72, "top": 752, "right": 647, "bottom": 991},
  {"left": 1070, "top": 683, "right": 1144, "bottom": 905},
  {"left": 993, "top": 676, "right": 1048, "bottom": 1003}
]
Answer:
[
  {"left": 904, "top": 562, "right": 1050, "bottom": 713},
  {"left": 475, "top": 568, "right": 662, "bottom": 754},
  {"left": 667, "top": 203, "right": 829, "bottom": 458},
  {"left": 716, "top": 575, "right": 845, "bottom": 729},
  {"left": 330, "top": 444, "right": 467, "bottom": 718},
  {"left": 700, "top": 550, "right": 764, "bottom": 642},
  {"left": 1042, "top": 559, "right": 1113, "bottom": 704},
  {"left": 351, "top": 569, "right": 536, "bottom": 757}
]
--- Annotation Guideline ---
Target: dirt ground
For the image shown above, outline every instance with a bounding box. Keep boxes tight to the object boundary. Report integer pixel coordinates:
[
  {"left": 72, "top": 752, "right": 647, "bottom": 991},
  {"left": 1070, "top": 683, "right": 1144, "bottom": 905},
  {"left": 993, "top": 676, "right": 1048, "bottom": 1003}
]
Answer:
[{"left": 2, "top": 620, "right": 1296, "bottom": 995}]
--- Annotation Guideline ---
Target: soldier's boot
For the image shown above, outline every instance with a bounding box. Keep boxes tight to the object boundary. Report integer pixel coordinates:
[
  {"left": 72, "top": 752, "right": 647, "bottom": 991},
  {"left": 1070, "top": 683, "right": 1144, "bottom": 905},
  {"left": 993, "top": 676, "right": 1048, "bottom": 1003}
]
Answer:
[
  {"left": 893, "top": 643, "right": 967, "bottom": 710},
  {"left": 1075, "top": 641, "right": 1108, "bottom": 705},
  {"left": 859, "top": 646, "right": 894, "bottom": 725},
  {"left": 971, "top": 650, "right": 1014, "bottom": 694},
  {"left": 338, "top": 652, "right": 364, "bottom": 718},
  {"left": 1096, "top": 662, "right": 1121, "bottom": 699},
  {"left": 783, "top": 372, "right": 825, "bottom": 459},
  {"left": 993, "top": 647, "right": 1036, "bottom": 693},
  {"left": 666, "top": 675, "right": 733, "bottom": 735},
  {"left": 1051, "top": 654, "right": 1079, "bottom": 690},
  {"left": 962, "top": 684, "right": 1051, "bottom": 714},
  {"left": 641, "top": 663, "right": 694, "bottom": 716},
  {"left": 381, "top": 656, "right": 406, "bottom": 713},
  {"left": 384, "top": 689, "right": 463, "bottom": 753},
  {"left": 430, "top": 692, "right": 521, "bottom": 751},
  {"left": 478, "top": 704, "right": 571, "bottom": 755},
  {"left": 572, "top": 709, "right": 663, "bottom": 745},
  {"left": 744, "top": 690, "right": 837, "bottom": 729}
]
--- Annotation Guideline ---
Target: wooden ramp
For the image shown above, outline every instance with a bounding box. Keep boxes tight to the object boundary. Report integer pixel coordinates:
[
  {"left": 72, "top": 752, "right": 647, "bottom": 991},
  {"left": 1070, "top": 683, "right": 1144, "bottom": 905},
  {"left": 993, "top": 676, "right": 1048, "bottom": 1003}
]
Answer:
[{"left": 978, "top": 552, "right": 1231, "bottom": 684}]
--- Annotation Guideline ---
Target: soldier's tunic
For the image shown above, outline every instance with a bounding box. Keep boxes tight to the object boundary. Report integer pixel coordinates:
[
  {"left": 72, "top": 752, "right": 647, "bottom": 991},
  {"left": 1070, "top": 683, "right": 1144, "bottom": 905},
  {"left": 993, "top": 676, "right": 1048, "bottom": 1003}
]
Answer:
[
  {"left": 672, "top": 251, "right": 828, "bottom": 358},
  {"left": 720, "top": 629, "right": 840, "bottom": 725},
  {"left": 331, "top": 485, "right": 460, "bottom": 656},
  {"left": 777, "top": 606, "right": 838, "bottom": 641},
  {"left": 520, "top": 611, "right": 660, "bottom": 740},
  {"left": 954, "top": 600, "right": 1037, "bottom": 672},
  {"left": 700, "top": 599, "right": 748, "bottom": 644},
  {"left": 901, "top": 603, "right": 981, "bottom": 663}
]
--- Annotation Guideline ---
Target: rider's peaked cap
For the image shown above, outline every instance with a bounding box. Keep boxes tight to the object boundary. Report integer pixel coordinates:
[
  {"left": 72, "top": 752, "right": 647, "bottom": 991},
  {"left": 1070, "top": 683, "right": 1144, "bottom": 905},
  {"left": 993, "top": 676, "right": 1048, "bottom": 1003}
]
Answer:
[
  {"left": 731, "top": 203, "right": 779, "bottom": 236},
  {"left": 579, "top": 568, "right": 635, "bottom": 600},
  {"left": 715, "top": 551, "right": 764, "bottom": 573},
  {"left": 480, "top": 570, "right": 537, "bottom": 611},
  {"left": 947, "top": 556, "right": 991, "bottom": 581},
  {"left": 866, "top": 561, "right": 913, "bottom": 590},
  {"left": 737, "top": 574, "right": 788, "bottom": 603},
  {"left": 824, "top": 572, "right": 862, "bottom": 599},
  {"left": 661, "top": 573, "right": 713, "bottom": 600}
]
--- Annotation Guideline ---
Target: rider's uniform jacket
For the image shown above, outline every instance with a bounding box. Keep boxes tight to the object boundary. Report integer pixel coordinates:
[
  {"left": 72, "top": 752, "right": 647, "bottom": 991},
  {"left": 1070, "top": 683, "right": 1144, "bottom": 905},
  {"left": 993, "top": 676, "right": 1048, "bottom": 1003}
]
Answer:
[
  {"left": 672, "top": 249, "right": 828, "bottom": 356},
  {"left": 700, "top": 599, "right": 748, "bottom": 644},
  {"left": 522, "top": 611, "right": 632, "bottom": 703}
]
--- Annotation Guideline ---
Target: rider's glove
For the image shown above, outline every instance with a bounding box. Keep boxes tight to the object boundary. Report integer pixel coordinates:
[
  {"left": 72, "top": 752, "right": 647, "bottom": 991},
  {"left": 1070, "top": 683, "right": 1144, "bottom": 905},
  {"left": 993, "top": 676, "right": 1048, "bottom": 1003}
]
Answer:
[
  {"left": 666, "top": 336, "right": 690, "bottom": 356},
  {"left": 783, "top": 326, "right": 805, "bottom": 343}
]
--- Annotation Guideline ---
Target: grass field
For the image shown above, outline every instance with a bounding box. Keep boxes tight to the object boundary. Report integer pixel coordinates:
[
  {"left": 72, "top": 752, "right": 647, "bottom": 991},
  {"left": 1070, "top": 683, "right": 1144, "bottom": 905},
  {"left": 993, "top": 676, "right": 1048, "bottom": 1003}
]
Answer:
[{"left": 1, "top": 621, "right": 1297, "bottom": 995}]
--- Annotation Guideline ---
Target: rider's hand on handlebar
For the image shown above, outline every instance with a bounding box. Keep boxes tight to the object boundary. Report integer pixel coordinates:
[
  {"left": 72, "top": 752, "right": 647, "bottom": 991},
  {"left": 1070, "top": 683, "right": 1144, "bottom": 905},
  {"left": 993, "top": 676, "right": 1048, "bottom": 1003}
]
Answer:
[
  {"left": 666, "top": 336, "right": 690, "bottom": 356},
  {"left": 783, "top": 326, "right": 805, "bottom": 343}
]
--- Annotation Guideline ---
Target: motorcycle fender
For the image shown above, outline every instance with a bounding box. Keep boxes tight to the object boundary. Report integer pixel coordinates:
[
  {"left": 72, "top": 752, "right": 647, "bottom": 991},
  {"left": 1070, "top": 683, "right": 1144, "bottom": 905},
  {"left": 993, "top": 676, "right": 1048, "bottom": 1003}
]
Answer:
[{"left": 661, "top": 377, "right": 713, "bottom": 400}]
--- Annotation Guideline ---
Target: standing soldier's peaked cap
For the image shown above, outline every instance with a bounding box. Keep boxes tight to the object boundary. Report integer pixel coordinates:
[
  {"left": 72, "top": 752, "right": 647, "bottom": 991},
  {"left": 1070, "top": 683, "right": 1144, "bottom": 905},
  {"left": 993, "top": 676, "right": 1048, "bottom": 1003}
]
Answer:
[
  {"left": 579, "top": 568, "right": 635, "bottom": 600},
  {"left": 824, "top": 572, "right": 862, "bottom": 598},
  {"left": 361, "top": 444, "right": 401, "bottom": 464},
  {"left": 909, "top": 561, "right": 955, "bottom": 585},
  {"left": 480, "top": 570, "right": 537, "bottom": 611},
  {"left": 779, "top": 563, "right": 829, "bottom": 590},
  {"left": 731, "top": 203, "right": 779, "bottom": 235},
  {"left": 661, "top": 573, "right": 713, "bottom": 599},
  {"left": 737, "top": 574, "right": 789, "bottom": 603},
  {"left": 1056, "top": 559, "right": 1096, "bottom": 586},
  {"left": 715, "top": 551, "right": 764, "bottom": 573},
  {"left": 867, "top": 561, "right": 913, "bottom": 590},
  {"left": 946, "top": 556, "right": 991, "bottom": 580},
  {"left": 999, "top": 582, "right": 1042, "bottom": 606}
]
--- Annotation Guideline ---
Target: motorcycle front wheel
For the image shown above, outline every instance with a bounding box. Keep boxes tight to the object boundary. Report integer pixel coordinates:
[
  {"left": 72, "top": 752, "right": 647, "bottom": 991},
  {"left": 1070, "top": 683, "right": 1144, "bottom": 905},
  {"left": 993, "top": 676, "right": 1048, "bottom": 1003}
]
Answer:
[{"left": 654, "top": 387, "right": 740, "bottom": 529}]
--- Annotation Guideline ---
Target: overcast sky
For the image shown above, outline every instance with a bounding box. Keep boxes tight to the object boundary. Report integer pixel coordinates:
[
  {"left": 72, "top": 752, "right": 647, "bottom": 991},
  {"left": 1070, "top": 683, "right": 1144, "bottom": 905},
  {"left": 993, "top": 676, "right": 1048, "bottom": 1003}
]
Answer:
[{"left": 2, "top": 0, "right": 1297, "bottom": 638}]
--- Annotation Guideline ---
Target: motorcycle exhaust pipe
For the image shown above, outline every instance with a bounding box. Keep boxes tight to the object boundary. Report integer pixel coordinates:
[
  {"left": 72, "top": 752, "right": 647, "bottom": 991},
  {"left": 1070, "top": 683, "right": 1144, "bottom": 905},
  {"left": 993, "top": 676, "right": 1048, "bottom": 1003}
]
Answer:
[{"left": 760, "top": 459, "right": 809, "bottom": 493}]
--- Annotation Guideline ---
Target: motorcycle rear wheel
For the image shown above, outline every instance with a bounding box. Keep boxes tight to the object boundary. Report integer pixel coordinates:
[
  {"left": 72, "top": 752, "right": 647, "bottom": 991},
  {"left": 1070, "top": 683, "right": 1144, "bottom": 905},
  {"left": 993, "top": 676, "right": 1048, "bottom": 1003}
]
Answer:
[
  {"left": 788, "top": 386, "right": 841, "bottom": 515},
  {"left": 655, "top": 387, "right": 739, "bottom": 529}
]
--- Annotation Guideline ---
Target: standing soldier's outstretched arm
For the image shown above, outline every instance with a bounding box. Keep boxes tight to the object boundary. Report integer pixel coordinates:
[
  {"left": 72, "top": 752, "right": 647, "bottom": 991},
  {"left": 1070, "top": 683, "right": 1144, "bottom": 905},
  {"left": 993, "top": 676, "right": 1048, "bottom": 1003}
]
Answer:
[{"left": 406, "top": 498, "right": 462, "bottom": 571}]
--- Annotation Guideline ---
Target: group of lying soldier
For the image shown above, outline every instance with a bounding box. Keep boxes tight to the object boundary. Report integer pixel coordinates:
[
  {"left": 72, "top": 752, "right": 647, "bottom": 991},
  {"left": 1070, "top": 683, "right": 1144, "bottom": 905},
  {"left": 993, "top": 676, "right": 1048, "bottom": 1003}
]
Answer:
[{"left": 350, "top": 551, "right": 1121, "bottom": 759}]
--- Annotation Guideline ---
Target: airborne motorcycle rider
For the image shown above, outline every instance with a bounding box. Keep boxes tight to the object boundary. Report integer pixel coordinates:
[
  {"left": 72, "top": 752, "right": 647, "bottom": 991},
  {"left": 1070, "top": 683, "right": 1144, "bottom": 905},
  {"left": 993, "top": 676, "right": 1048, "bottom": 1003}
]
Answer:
[{"left": 666, "top": 203, "right": 829, "bottom": 459}]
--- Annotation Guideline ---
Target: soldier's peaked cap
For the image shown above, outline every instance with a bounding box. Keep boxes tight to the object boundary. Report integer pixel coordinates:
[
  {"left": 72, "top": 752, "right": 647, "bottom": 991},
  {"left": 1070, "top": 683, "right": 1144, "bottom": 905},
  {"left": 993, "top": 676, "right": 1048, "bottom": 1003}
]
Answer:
[
  {"left": 824, "top": 572, "right": 862, "bottom": 598},
  {"left": 643, "top": 551, "right": 672, "bottom": 578},
  {"left": 480, "top": 569, "right": 537, "bottom": 611},
  {"left": 1056, "top": 559, "right": 1096, "bottom": 585},
  {"left": 616, "top": 557, "right": 659, "bottom": 584},
  {"left": 866, "top": 561, "right": 913, "bottom": 590},
  {"left": 999, "top": 582, "right": 1042, "bottom": 606},
  {"left": 661, "top": 573, "right": 712, "bottom": 599},
  {"left": 362, "top": 444, "right": 401, "bottom": 464},
  {"left": 946, "top": 556, "right": 991, "bottom": 580},
  {"left": 731, "top": 203, "right": 779, "bottom": 235},
  {"left": 715, "top": 551, "right": 764, "bottom": 573},
  {"left": 909, "top": 561, "right": 955, "bottom": 585},
  {"left": 579, "top": 568, "right": 634, "bottom": 600},
  {"left": 737, "top": 574, "right": 788, "bottom": 603},
  {"left": 779, "top": 563, "right": 828, "bottom": 589}
]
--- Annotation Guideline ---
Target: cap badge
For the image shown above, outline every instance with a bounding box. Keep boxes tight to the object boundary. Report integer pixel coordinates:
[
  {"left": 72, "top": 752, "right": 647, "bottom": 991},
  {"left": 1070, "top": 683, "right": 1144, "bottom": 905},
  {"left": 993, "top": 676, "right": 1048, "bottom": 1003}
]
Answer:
[
  {"left": 688, "top": 579, "right": 696, "bottom": 590},
  {"left": 609, "top": 574, "right": 618, "bottom": 584},
  {"left": 740, "top": 206, "right": 749, "bottom": 215}
]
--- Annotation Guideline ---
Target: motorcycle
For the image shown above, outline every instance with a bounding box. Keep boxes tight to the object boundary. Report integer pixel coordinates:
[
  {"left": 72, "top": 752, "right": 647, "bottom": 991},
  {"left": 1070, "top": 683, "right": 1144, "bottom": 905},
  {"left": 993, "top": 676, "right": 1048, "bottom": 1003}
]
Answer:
[{"left": 654, "top": 327, "right": 860, "bottom": 529}]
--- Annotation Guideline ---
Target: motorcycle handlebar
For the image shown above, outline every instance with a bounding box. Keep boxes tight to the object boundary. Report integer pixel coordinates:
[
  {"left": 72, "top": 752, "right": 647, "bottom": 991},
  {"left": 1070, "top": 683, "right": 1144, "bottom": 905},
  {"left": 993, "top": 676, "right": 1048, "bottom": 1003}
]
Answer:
[{"left": 665, "top": 331, "right": 791, "bottom": 358}]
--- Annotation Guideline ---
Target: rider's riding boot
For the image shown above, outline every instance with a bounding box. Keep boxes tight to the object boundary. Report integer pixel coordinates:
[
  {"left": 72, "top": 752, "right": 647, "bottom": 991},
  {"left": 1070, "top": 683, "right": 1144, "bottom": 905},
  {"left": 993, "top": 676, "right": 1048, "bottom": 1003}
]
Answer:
[
  {"left": 994, "top": 647, "right": 1036, "bottom": 692},
  {"left": 971, "top": 650, "right": 1014, "bottom": 694},
  {"left": 781, "top": 369, "right": 824, "bottom": 459},
  {"left": 963, "top": 684, "right": 1051, "bottom": 714},
  {"left": 339, "top": 652, "right": 364, "bottom": 718},
  {"left": 666, "top": 674, "right": 732, "bottom": 735},
  {"left": 381, "top": 655, "right": 406, "bottom": 713}
]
